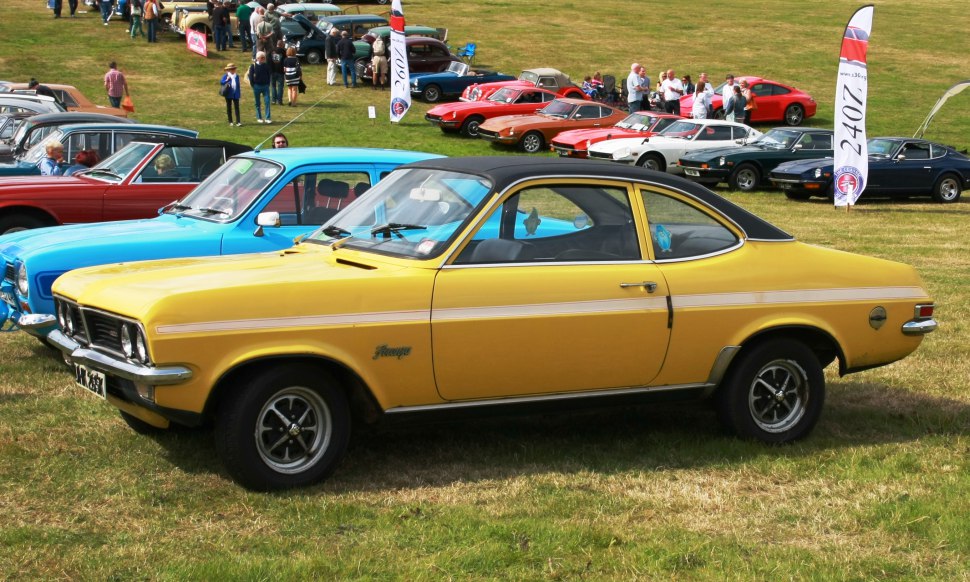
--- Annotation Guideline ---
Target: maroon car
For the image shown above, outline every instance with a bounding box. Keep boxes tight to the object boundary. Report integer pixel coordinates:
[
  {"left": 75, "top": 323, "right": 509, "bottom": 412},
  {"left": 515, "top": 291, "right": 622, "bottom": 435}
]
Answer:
[
  {"left": 360, "top": 37, "right": 460, "bottom": 83},
  {"left": 0, "top": 138, "right": 249, "bottom": 234}
]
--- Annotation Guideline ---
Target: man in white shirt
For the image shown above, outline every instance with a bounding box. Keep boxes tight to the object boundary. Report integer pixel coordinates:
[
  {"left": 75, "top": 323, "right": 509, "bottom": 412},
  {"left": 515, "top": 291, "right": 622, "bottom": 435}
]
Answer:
[
  {"left": 661, "top": 68, "right": 684, "bottom": 115},
  {"left": 626, "top": 63, "right": 645, "bottom": 113},
  {"left": 722, "top": 74, "right": 736, "bottom": 101}
]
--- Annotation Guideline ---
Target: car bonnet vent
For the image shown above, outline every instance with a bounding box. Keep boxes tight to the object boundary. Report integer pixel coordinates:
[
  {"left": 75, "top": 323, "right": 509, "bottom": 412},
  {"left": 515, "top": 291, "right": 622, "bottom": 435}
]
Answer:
[{"left": 335, "top": 258, "right": 377, "bottom": 270}]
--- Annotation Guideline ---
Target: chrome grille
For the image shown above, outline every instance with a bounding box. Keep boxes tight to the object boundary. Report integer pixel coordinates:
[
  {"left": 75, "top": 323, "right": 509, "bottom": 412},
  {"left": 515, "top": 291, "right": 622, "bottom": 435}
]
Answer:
[
  {"left": 477, "top": 129, "right": 499, "bottom": 139},
  {"left": 84, "top": 310, "right": 125, "bottom": 355},
  {"left": 3, "top": 262, "right": 13, "bottom": 283},
  {"left": 588, "top": 151, "right": 613, "bottom": 160}
]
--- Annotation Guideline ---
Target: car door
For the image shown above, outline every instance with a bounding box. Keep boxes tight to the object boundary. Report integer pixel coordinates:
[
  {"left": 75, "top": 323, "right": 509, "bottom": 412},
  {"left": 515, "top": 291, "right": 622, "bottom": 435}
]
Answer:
[
  {"left": 750, "top": 83, "right": 779, "bottom": 123},
  {"left": 678, "top": 124, "right": 736, "bottom": 164},
  {"left": 431, "top": 180, "right": 671, "bottom": 401},
  {"left": 878, "top": 141, "right": 935, "bottom": 193},
  {"left": 790, "top": 132, "right": 833, "bottom": 166},
  {"left": 102, "top": 144, "right": 201, "bottom": 221}
]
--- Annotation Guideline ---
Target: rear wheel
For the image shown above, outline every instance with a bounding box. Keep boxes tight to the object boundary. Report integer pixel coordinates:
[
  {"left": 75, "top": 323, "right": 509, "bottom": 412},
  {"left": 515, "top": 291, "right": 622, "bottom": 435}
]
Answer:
[
  {"left": 0, "top": 213, "right": 52, "bottom": 235},
  {"left": 520, "top": 131, "right": 546, "bottom": 154},
  {"left": 460, "top": 115, "right": 485, "bottom": 138},
  {"left": 716, "top": 339, "right": 825, "bottom": 443},
  {"left": 729, "top": 163, "right": 760, "bottom": 191},
  {"left": 421, "top": 84, "right": 442, "bottom": 103},
  {"left": 932, "top": 173, "right": 962, "bottom": 203},
  {"left": 355, "top": 58, "right": 369, "bottom": 81},
  {"left": 784, "top": 104, "right": 805, "bottom": 126},
  {"left": 636, "top": 153, "right": 666, "bottom": 172},
  {"left": 305, "top": 49, "right": 323, "bottom": 65},
  {"left": 712, "top": 108, "right": 726, "bottom": 120}
]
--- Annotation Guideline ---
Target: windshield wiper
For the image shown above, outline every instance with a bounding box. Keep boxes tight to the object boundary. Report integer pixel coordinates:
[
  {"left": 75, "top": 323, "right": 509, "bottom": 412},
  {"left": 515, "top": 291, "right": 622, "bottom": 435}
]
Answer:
[
  {"left": 194, "top": 207, "right": 232, "bottom": 216},
  {"left": 84, "top": 168, "right": 123, "bottom": 180},
  {"left": 322, "top": 225, "right": 350, "bottom": 238},
  {"left": 370, "top": 223, "right": 427, "bottom": 239}
]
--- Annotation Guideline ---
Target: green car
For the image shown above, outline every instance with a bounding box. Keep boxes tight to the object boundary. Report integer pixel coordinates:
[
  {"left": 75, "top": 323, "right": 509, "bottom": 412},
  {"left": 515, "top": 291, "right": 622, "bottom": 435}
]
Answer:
[{"left": 677, "top": 128, "right": 834, "bottom": 191}]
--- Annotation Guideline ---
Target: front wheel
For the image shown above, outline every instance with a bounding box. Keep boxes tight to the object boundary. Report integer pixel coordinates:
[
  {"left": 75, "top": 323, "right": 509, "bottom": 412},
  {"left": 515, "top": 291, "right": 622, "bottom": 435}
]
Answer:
[
  {"left": 932, "top": 173, "right": 962, "bottom": 203},
  {"left": 716, "top": 339, "right": 825, "bottom": 443},
  {"left": 305, "top": 49, "right": 323, "bottom": 65},
  {"left": 784, "top": 104, "right": 805, "bottom": 126},
  {"left": 215, "top": 365, "right": 350, "bottom": 491},
  {"left": 636, "top": 153, "right": 665, "bottom": 172},
  {"left": 421, "top": 84, "right": 442, "bottom": 103},
  {"left": 459, "top": 115, "right": 485, "bottom": 138},
  {"left": 520, "top": 131, "right": 546, "bottom": 154},
  {"left": 729, "top": 163, "right": 760, "bottom": 192}
]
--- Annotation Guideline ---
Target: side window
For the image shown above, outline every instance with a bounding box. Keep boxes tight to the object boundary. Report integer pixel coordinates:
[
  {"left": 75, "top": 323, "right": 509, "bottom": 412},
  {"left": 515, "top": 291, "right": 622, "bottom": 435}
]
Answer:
[
  {"left": 64, "top": 131, "right": 103, "bottom": 161},
  {"left": 653, "top": 117, "right": 677, "bottom": 132},
  {"left": 0, "top": 123, "right": 14, "bottom": 140},
  {"left": 577, "top": 105, "right": 602, "bottom": 119},
  {"left": 114, "top": 132, "right": 141, "bottom": 151},
  {"left": 456, "top": 185, "right": 640, "bottom": 264},
  {"left": 540, "top": 91, "right": 555, "bottom": 103},
  {"left": 929, "top": 144, "right": 945, "bottom": 159},
  {"left": 697, "top": 125, "right": 732, "bottom": 141},
  {"left": 902, "top": 142, "right": 930, "bottom": 160},
  {"left": 537, "top": 77, "right": 557, "bottom": 90},
  {"left": 811, "top": 133, "right": 832, "bottom": 150},
  {"left": 263, "top": 171, "right": 371, "bottom": 226},
  {"left": 751, "top": 83, "right": 771, "bottom": 97},
  {"left": 641, "top": 189, "right": 738, "bottom": 260},
  {"left": 732, "top": 126, "right": 751, "bottom": 140},
  {"left": 771, "top": 85, "right": 791, "bottom": 96},
  {"left": 56, "top": 90, "right": 79, "bottom": 107}
]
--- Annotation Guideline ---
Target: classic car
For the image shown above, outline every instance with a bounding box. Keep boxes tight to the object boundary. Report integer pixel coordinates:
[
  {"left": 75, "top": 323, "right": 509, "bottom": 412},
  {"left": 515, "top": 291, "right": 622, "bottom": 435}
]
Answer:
[
  {"left": 360, "top": 37, "right": 460, "bottom": 82},
  {"left": 0, "top": 137, "right": 248, "bottom": 235},
  {"left": 279, "top": 3, "right": 342, "bottom": 23},
  {"left": 0, "top": 112, "right": 135, "bottom": 163},
  {"left": 0, "top": 122, "right": 197, "bottom": 178},
  {"left": 289, "top": 16, "right": 417, "bottom": 64},
  {"left": 768, "top": 137, "right": 970, "bottom": 203},
  {"left": 678, "top": 76, "right": 817, "bottom": 126},
  {"left": 550, "top": 111, "right": 682, "bottom": 158},
  {"left": 410, "top": 62, "right": 515, "bottom": 103},
  {"left": 678, "top": 127, "right": 834, "bottom": 191},
  {"left": 587, "top": 119, "right": 762, "bottom": 173},
  {"left": 0, "top": 112, "right": 31, "bottom": 143},
  {"left": 1, "top": 83, "right": 128, "bottom": 117},
  {"left": 461, "top": 68, "right": 589, "bottom": 102},
  {"left": 316, "top": 14, "right": 388, "bottom": 39},
  {"left": 2, "top": 147, "right": 441, "bottom": 341},
  {"left": 118, "top": 0, "right": 206, "bottom": 26},
  {"left": 173, "top": 4, "right": 239, "bottom": 39},
  {"left": 45, "top": 156, "right": 936, "bottom": 491},
  {"left": 425, "top": 86, "right": 559, "bottom": 138},
  {"left": 0, "top": 94, "right": 65, "bottom": 116},
  {"left": 478, "top": 98, "right": 628, "bottom": 153}
]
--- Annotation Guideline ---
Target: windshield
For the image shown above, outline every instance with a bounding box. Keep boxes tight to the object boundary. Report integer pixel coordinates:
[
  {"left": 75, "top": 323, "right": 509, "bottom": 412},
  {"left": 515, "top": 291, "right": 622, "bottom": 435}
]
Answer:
[
  {"left": 10, "top": 119, "right": 34, "bottom": 147},
  {"left": 538, "top": 100, "right": 576, "bottom": 118},
  {"left": 519, "top": 70, "right": 539, "bottom": 83},
  {"left": 659, "top": 120, "right": 701, "bottom": 138},
  {"left": 23, "top": 128, "right": 65, "bottom": 163},
  {"left": 82, "top": 142, "right": 157, "bottom": 182},
  {"left": 750, "top": 129, "right": 800, "bottom": 149},
  {"left": 488, "top": 87, "right": 520, "bottom": 103},
  {"left": 867, "top": 138, "right": 898, "bottom": 157},
  {"left": 447, "top": 61, "right": 469, "bottom": 75},
  {"left": 306, "top": 168, "right": 493, "bottom": 259},
  {"left": 162, "top": 157, "right": 282, "bottom": 222},
  {"left": 615, "top": 113, "right": 654, "bottom": 130}
]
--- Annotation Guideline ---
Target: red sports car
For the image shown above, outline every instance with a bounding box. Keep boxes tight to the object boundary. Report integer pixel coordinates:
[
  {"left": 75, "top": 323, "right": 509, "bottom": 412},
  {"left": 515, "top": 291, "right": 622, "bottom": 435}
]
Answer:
[
  {"left": 425, "top": 86, "right": 559, "bottom": 137},
  {"left": 0, "top": 138, "right": 249, "bottom": 234},
  {"left": 679, "top": 76, "right": 817, "bottom": 126},
  {"left": 460, "top": 68, "right": 589, "bottom": 102},
  {"left": 477, "top": 98, "right": 628, "bottom": 154},
  {"left": 550, "top": 111, "right": 682, "bottom": 158}
]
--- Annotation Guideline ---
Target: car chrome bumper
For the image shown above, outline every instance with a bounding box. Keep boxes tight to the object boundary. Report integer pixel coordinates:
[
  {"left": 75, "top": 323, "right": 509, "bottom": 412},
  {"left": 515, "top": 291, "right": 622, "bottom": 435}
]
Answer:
[
  {"left": 17, "top": 313, "right": 57, "bottom": 338},
  {"left": 902, "top": 318, "right": 937, "bottom": 335},
  {"left": 48, "top": 329, "right": 193, "bottom": 386}
]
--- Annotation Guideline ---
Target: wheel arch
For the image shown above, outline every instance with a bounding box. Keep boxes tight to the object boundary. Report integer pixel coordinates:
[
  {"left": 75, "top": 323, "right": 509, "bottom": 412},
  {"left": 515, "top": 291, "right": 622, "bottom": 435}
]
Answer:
[
  {"left": 730, "top": 325, "right": 845, "bottom": 378},
  {"left": 635, "top": 150, "right": 667, "bottom": 171},
  {"left": 0, "top": 205, "right": 58, "bottom": 229}
]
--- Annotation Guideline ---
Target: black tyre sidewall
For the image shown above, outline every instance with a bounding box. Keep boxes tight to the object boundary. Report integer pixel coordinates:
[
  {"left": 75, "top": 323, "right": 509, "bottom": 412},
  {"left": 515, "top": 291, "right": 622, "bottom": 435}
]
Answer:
[
  {"left": 460, "top": 116, "right": 484, "bottom": 137},
  {"left": 729, "top": 164, "right": 760, "bottom": 191},
  {"left": 932, "top": 174, "right": 961, "bottom": 203},
  {"left": 215, "top": 365, "right": 350, "bottom": 491},
  {"left": 521, "top": 131, "right": 544, "bottom": 153}
]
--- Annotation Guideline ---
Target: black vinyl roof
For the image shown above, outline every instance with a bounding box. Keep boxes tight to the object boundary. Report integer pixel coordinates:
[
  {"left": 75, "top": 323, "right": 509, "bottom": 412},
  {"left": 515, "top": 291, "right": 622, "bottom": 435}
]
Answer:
[
  {"left": 406, "top": 156, "right": 793, "bottom": 241},
  {"left": 132, "top": 137, "right": 252, "bottom": 156},
  {"left": 24, "top": 112, "right": 136, "bottom": 125}
]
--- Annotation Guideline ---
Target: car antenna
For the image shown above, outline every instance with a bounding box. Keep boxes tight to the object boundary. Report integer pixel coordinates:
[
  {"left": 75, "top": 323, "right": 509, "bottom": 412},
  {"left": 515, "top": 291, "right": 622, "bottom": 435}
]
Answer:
[{"left": 252, "top": 89, "right": 338, "bottom": 151}]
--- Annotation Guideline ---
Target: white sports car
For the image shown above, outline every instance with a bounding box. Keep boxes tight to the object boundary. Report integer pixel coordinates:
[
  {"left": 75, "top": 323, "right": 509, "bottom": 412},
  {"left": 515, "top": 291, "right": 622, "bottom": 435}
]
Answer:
[{"left": 588, "top": 119, "right": 762, "bottom": 173}]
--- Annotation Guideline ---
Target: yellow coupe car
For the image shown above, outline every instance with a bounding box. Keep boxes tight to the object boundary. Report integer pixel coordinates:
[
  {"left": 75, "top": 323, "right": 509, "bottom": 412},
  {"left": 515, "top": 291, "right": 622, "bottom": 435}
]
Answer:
[{"left": 45, "top": 157, "right": 937, "bottom": 490}]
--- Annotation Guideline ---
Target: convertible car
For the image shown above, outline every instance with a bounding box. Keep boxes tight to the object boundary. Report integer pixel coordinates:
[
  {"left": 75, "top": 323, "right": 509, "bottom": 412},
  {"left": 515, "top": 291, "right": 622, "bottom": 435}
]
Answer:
[
  {"left": 410, "top": 62, "right": 515, "bottom": 103},
  {"left": 425, "top": 85, "right": 558, "bottom": 137},
  {"left": 768, "top": 137, "right": 970, "bottom": 203},
  {"left": 477, "top": 98, "right": 628, "bottom": 153},
  {"left": 679, "top": 76, "right": 817, "bottom": 126},
  {"left": 587, "top": 119, "right": 761, "bottom": 172},
  {"left": 549, "top": 111, "right": 682, "bottom": 158},
  {"left": 461, "top": 68, "right": 589, "bottom": 102},
  {"left": 0, "top": 137, "right": 248, "bottom": 235},
  {"left": 678, "top": 127, "right": 834, "bottom": 191},
  {"left": 2, "top": 148, "right": 441, "bottom": 341},
  {"left": 44, "top": 157, "right": 936, "bottom": 491}
]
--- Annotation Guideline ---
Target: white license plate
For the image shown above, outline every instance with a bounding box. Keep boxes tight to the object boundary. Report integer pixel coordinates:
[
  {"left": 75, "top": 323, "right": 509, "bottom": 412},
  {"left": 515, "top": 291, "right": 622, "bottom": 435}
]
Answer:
[
  {"left": 779, "top": 183, "right": 792, "bottom": 190},
  {"left": 684, "top": 169, "right": 700, "bottom": 177},
  {"left": 74, "top": 364, "right": 106, "bottom": 399}
]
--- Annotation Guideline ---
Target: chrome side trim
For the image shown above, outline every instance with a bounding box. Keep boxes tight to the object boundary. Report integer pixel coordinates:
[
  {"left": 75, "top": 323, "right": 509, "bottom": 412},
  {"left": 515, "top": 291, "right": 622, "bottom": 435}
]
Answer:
[
  {"left": 17, "top": 313, "right": 56, "bottom": 337},
  {"left": 384, "top": 382, "right": 714, "bottom": 415},
  {"left": 48, "top": 329, "right": 192, "bottom": 386},
  {"left": 902, "top": 319, "right": 937, "bottom": 335}
]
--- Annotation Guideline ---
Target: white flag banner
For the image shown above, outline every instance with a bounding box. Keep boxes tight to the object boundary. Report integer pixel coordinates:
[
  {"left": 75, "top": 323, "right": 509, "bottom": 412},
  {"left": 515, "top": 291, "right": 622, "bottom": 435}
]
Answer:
[
  {"left": 833, "top": 5, "right": 874, "bottom": 207},
  {"left": 389, "top": 0, "right": 411, "bottom": 123}
]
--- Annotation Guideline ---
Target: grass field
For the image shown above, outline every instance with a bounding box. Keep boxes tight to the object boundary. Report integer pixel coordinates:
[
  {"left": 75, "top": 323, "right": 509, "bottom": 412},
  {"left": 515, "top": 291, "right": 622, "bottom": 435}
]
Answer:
[{"left": 0, "top": 0, "right": 968, "bottom": 579}]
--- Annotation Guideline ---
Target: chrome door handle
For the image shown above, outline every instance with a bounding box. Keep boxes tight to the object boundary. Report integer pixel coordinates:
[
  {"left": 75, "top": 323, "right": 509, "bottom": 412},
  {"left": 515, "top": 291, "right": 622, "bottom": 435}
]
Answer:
[{"left": 620, "top": 281, "right": 658, "bottom": 292}]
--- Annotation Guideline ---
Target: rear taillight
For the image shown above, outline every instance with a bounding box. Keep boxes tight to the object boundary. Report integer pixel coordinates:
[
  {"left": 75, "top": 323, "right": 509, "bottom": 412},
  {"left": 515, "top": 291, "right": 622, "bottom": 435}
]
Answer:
[{"left": 915, "top": 304, "right": 934, "bottom": 319}]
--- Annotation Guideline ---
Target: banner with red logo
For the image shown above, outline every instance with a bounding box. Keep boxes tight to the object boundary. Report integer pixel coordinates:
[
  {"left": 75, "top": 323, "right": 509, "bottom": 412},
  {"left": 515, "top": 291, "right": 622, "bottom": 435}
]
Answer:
[
  {"left": 389, "top": 0, "right": 411, "bottom": 122},
  {"left": 186, "top": 29, "right": 208, "bottom": 57},
  {"left": 833, "top": 5, "right": 874, "bottom": 207}
]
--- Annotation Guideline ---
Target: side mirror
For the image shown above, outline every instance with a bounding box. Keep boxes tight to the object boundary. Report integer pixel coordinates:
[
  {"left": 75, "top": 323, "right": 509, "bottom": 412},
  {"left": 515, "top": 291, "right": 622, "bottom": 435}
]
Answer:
[
  {"left": 793, "top": 143, "right": 803, "bottom": 150},
  {"left": 895, "top": 154, "right": 906, "bottom": 162},
  {"left": 254, "top": 211, "right": 280, "bottom": 237}
]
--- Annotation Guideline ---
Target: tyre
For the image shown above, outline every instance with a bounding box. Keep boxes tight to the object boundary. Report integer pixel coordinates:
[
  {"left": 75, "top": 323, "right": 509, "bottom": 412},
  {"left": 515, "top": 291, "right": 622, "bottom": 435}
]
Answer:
[
  {"left": 636, "top": 153, "right": 665, "bottom": 172},
  {"left": 931, "top": 173, "right": 962, "bottom": 203},
  {"left": 421, "top": 84, "right": 442, "bottom": 103},
  {"left": 192, "top": 24, "right": 210, "bottom": 39},
  {"left": 459, "top": 115, "right": 485, "bottom": 138},
  {"left": 728, "top": 163, "right": 760, "bottom": 192},
  {"left": 355, "top": 59, "right": 369, "bottom": 81},
  {"left": 305, "top": 49, "right": 323, "bottom": 65},
  {"left": 716, "top": 339, "right": 825, "bottom": 444},
  {"left": 520, "top": 131, "right": 546, "bottom": 154},
  {"left": 783, "top": 104, "right": 805, "bottom": 126},
  {"left": 215, "top": 364, "right": 350, "bottom": 491},
  {"left": 120, "top": 410, "right": 164, "bottom": 435},
  {"left": 712, "top": 108, "right": 726, "bottom": 120},
  {"left": 0, "top": 213, "right": 52, "bottom": 235}
]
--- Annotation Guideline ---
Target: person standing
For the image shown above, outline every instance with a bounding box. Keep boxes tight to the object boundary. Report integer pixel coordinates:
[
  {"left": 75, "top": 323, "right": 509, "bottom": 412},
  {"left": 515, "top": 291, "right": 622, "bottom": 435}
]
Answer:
[
  {"left": 262, "top": 3, "right": 281, "bottom": 47},
  {"left": 38, "top": 141, "right": 65, "bottom": 176},
  {"left": 99, "top": 0, "right": 113, "bottom": 25},
  {"left": 337, "top": 30, "right": 357, "bottom": 88},
  {"left": 129, "top": 0, "right": 145, "bottom": 39},
  {"left": 51, "top": 0, "right": 63, "bottom": 18},
  {"left": 248, "top": 51, "right": 273, "bottom": 123},
  {"left": 371, "top": 33, "right": 388, "bottom": 90},
  {"left": 724, "top": 84, "right": 746, "bottom": 123},
  {"left": 249, "top": 7, "right": 264, "bottom": 59},
  {"left": 626, "top": 63, "right": 644, "bottom": 113},
  {"left": 638, "top": 68, "right": 651, "bottom": 109},
  {"left": 143, "top": 0, "right": 159, "bottom": 43},
  {"left": 283, "top": 47, "right": 302, "bottom": 106},
  {"left": 255, "top": 11, "right": 275, "bottom": 55},
  {"left": 103, "top": 62, "right": 129, "bottom": 108},
  {"left": 691, "top": 81, "right": 710, "bottom": 119},
  {"left": 271, "top": 40, "right": 287, "bottom": 105},
  {"left": 682, "top": 74, "right": 695, "bottom": 95},
  {"left": 661, "top": 68, "right": 684, "bottom": 116},
  {"left": 325, "top": 27, "right": 340, "bottom": 86},
  {"left": 211, "top": 1, "right": 229, "bottom": 51},
  {"left": 741, "top": 79, "right": 757, "bottom": 125},
  {"left": 220, "top": 63, "right": 242, "bottom": 126},
  {"left": 68, "top": 0, "right": 78, "bottom": 17},
  {"left": 236, "top": 0, "right": 253, "bottom": 53},
  {"left": 722, "top": 74, "right": 737, "bottom": 104}
]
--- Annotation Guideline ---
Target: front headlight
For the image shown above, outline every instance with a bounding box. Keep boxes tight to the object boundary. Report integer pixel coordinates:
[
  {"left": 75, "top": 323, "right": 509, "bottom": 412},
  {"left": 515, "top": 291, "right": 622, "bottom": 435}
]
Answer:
[
  {"left": 718, "top": 156, "right": 727, "bottom": 167},
  {"left": 57, "top": 302, "right": 67, "bottom": 329},
  {"left": 135, "top": 329, "right": 148, "bottom": 363},
  {"left": 121, "top": 324, "right": 134, "bottom": 358},
  {"left": 16, "top": 263, "right": 28, "bottom": 297},
  {"left": 814, "top": 168, "right": 823, "bottom": 179}
]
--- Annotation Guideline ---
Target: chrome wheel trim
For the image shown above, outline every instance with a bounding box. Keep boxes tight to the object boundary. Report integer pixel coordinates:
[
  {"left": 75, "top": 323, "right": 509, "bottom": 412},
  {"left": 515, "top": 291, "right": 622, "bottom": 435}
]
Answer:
[
  {"left": 464, "top": 118, "right": 482, "bottom": 137},
  {"left": 522, "top": 133, "right": 543, "bottom": 153},
  {"left": 255, "top": 386, "right": 332, "bottom": 475},
  {"left": 938, "top": 177, "right": 960, "bottom": 201},
  {"left": 785, "top": 105, "right": 804, "bottom": 126},
  {"left": 640, "top": 156, "right": 661, "bottom": 171},
  {"left": 424, "top": 86, "right": 441, "bottom": 102},
  {"left": 736, "top": 168, "right": 758, "bottom": 190},
  {"left": 748, "top": 360, "right": 809, "bottom": 433}
]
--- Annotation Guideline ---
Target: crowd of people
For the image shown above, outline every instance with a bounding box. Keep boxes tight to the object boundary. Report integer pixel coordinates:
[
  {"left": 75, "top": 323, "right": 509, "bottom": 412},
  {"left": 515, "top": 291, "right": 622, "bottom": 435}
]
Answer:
[{"left": 622, "top": 64, "right": 758, "bottom": 124}]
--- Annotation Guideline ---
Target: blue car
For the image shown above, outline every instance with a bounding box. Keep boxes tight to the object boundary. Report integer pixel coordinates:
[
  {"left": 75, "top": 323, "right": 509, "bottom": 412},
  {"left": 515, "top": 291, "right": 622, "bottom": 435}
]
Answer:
[
  {"left": 0, "top": 122, "right": 198, "bottom": 177},
  {"left": 1, "top": 147, "right": 442, "bottom": 341},
  {"left": 410, "top": 62, "right": 515, "bottom": 103}
]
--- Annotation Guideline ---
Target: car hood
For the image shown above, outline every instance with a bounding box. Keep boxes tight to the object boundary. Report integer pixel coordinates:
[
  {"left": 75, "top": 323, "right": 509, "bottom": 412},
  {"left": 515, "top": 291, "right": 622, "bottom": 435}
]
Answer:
[
  {"left": 53, "top": 244, "right": 415, "bottom": 326},
  {"left": 552, "top": 127, "right": 641, "bottom": 145},
  {"left": 772, "top": 157, "right": 835, "bottom": 174},
  {"left": 0, "top": 160, "right": 41, "bottom": 176},
  {"left": 427, "top": 100, "right": 508, "bottom": 116},
  {"left": 480, "top": 113, "right": 565, "bottom": 131},
  {"left": 591, "top": 136, "right": 678, "bottom": 154},
  {"left": 0, "top": 174, "right": 94, "bottom": 192},
  {"left": 680, "top": 143, "right": 777, "bottom": 161}
]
